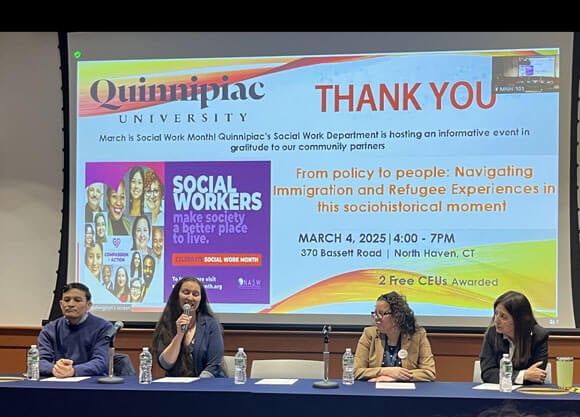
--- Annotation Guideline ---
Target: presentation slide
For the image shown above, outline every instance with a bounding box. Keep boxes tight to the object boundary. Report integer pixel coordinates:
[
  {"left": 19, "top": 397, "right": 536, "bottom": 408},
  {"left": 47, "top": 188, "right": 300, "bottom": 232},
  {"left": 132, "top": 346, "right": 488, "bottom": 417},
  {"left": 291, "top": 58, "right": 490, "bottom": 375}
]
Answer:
[{"left": 67, "top": 32, "right": 576, "bottom": 329}]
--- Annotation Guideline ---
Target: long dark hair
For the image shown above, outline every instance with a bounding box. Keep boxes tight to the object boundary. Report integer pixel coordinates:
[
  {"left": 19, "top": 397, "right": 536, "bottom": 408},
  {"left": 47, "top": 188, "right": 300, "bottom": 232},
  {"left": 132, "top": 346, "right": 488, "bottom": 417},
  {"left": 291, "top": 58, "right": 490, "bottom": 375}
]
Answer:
[
  {"left": 488, "top": 290, "right": 538, "bottom": 367},
  {"left": 113, "top": 266, "right": 129, "bottom": 301},
  {"left": 128, "top": 166, "right": 144, "bottom": 215},
  {"left": 377, "top": 291, "right": 419, "bottom": 335},
  {"left": 151, "top": 277, "right": 218, "bottom": 376},
  {"left": 130, "top": 251, "right": 142, "bottom": 278}
]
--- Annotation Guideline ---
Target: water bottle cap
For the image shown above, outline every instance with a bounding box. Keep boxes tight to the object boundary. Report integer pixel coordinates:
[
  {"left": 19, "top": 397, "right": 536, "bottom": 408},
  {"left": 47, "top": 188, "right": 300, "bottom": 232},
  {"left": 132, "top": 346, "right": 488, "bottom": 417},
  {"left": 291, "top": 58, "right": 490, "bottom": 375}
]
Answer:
[
  {"left": 346, "top": 348, "right": 351, "bottom": 353},
  {"left": 31, "top": 345, "right": 37, "bottom": 348},
  {"left": 238, "top": 347, "right": 244, "bottom": 352},
  {"left": 143, "top": 347, "right": 149, "bottom": 351}
]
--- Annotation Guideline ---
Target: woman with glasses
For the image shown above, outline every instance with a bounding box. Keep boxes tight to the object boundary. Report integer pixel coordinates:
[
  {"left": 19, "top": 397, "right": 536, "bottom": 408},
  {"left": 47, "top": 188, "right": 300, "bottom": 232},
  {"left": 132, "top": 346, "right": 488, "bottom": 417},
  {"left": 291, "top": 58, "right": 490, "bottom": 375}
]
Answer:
[
  {"left": 353, "top": 291, "right": 436, "bottom": 382},
  {"left": 144, "top": 168, "right": 164, "bottom": 226},
  {"left": 129, "top": 278, "right": 144, "bottom": 303}
]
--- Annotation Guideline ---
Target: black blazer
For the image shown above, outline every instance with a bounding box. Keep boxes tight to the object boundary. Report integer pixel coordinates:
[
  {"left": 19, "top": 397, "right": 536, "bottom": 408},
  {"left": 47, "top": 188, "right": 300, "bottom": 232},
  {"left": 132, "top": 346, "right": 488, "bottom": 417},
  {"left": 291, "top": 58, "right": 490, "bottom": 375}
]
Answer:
[{"left": 479, "top": 324, "right": 548, "bottom": 384}]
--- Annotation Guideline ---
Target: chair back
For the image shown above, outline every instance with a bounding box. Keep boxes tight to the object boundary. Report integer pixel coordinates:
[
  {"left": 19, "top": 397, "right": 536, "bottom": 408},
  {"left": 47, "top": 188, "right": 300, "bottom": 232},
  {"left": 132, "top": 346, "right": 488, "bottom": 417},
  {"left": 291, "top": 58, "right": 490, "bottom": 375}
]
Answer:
[
  {"left": 473, "top": 360, "right": 482, "bottom": 383},
  {"left": 114, "top": 353, "right": 136, "bottom": 376},
  {"left": 250, "top": 359, "right": 324, "bottom": 379},
  {"left": 222, "top": 355, "right": 236, "bottom": 378}
]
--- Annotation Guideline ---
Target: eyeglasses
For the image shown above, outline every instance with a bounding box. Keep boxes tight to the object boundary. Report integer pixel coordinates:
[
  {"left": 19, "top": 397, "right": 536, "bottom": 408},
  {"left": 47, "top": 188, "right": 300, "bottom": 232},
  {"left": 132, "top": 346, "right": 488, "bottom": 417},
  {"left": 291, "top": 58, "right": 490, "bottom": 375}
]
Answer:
[
  {"left": 371, "top": 311, "right": 392, "bottom": 319},
  {"left": 145, "top": 189, "right": 160, "bottom": 197}
]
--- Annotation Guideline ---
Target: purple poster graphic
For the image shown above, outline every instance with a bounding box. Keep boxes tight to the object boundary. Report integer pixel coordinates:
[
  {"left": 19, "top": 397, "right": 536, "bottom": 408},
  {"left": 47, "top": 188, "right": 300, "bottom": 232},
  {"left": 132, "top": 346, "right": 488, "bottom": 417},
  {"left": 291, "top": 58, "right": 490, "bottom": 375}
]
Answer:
[
  {"left": 165, "top": 161, "right": 271, "bottom": 303},
  {"left": 82, "top": 161, "right": 166, "bottom": 306}
]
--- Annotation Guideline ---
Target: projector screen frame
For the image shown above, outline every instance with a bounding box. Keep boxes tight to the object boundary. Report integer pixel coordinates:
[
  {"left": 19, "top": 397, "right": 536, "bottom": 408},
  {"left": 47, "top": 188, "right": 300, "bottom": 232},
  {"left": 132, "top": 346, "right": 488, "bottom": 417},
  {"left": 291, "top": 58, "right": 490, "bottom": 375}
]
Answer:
[{"left": 51, "top": 31, "right": 580, "bottom": 333}]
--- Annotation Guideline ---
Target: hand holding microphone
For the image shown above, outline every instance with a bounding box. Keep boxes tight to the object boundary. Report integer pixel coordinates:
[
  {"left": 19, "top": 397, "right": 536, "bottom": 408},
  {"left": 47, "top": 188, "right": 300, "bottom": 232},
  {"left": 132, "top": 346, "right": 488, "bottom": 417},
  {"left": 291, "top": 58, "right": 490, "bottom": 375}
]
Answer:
[{"left": 179, "top": 303, "right": 192, "bottom": 334}]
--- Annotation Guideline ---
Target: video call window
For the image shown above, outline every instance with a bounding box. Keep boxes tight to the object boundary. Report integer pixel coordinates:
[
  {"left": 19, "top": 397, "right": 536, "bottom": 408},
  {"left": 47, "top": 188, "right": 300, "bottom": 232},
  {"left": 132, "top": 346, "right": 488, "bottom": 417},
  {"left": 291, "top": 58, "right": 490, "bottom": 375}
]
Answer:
[{"left": 492, "top": 54, "right": 559, "bottom": 94}]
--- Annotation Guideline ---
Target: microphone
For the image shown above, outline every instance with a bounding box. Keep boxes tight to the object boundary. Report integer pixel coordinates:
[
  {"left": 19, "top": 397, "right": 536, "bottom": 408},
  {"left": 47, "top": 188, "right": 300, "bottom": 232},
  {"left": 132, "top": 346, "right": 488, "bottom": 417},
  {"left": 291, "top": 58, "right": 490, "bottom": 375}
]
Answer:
[
  {"left": 181, "top": 304, "right": 191, "bottom": 333},
  {"left": 313, "top": 324, "right": 339, "bottom": 389},
  {"left": 105, "top": 321, "right": 124, "bottom": 340},
  {"left": 98, "top": 321, "right": 125, "bottom": 384}
]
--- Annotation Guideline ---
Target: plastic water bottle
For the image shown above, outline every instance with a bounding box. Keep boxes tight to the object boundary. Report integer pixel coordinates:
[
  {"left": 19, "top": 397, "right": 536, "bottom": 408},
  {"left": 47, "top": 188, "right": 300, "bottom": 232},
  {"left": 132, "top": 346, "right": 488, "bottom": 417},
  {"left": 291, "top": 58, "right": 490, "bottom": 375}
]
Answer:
[
  {"left": 139, "top": 347, "right": 153, "bottom": 384},
  {"left": 27, "top": 344, "right": 40, "bottom": 381},
  {"left": 234, "top": 347, "right": 247, "bottom": 384},
  {"left": 342, "top": 347, "right": 355, "bottom": 385},
  {"left": 499, "top": 353, "right": 513, "bottom": 392}
]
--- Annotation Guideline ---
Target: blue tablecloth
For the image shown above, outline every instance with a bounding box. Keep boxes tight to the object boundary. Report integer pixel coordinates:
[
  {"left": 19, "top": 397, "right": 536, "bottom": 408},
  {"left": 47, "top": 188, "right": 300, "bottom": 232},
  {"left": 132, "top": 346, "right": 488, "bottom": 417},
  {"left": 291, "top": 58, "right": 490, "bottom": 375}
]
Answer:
[{"left": 1, "top": 377, "right": 578, "bottom": 417}]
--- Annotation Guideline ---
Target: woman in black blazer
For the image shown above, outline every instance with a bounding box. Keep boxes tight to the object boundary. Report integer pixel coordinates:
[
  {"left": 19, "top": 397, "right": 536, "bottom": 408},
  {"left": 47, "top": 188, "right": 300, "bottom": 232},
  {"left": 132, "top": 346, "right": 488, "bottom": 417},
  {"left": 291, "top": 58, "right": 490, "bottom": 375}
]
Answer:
[{"left": 479, "top": 290, "right": 549, "bottom": 385}]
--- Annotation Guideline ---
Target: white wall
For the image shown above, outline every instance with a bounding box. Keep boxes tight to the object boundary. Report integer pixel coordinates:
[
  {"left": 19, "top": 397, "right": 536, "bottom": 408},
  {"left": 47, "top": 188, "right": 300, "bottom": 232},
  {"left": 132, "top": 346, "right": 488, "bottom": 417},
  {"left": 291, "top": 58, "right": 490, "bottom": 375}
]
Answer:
[{"left": 0, "top": 32, "right": 62, "bottom": 326}]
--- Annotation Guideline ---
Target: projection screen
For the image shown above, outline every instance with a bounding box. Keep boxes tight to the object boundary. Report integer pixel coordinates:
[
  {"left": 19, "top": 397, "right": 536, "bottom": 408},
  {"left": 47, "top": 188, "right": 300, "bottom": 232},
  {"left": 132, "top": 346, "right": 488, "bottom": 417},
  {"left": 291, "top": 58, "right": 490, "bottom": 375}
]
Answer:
[{"left": 65, "top": 31, "right": 577, "bottom": 330}]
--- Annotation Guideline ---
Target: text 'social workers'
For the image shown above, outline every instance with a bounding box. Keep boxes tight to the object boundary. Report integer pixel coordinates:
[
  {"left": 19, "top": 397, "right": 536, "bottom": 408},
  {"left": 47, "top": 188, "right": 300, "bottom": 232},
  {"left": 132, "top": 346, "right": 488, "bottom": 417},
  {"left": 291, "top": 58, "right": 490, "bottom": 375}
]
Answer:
[{"left": 172, "top": 175, "right": 262, "bottom": 211}]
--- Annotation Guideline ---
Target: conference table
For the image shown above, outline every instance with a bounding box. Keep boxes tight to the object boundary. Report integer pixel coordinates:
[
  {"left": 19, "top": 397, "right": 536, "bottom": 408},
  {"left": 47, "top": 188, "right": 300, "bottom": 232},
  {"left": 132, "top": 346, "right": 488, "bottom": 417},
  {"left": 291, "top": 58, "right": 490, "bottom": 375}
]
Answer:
[{"left": 0, "top": 376, "right": 578, "bottom": 417}]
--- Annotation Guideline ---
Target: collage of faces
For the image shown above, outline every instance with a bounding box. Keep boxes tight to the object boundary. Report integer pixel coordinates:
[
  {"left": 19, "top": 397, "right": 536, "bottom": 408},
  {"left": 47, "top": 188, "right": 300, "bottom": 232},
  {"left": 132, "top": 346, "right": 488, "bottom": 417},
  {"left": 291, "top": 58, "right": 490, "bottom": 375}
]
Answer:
[{"left": 83, "top": 165, "right": 165, "bottom": 304}]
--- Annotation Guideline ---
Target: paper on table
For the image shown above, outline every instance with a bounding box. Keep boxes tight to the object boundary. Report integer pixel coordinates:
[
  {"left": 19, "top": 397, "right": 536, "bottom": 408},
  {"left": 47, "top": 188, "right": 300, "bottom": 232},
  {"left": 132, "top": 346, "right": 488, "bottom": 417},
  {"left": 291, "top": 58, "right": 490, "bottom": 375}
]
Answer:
[
  {"left": 254, "top": 378, "right": 298, "bottom": 385},
  {"left": 153, "top": 377, "right": 200, "bottom": 383},
  {"left": 376, "top": 382, "right": 416, "bottom": 390},
  {"left": 472, "top": 383, "right": 522, "bottom": 391},
  {"left": 42, "top": 376, "right": 91, "bottom": 382}
]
